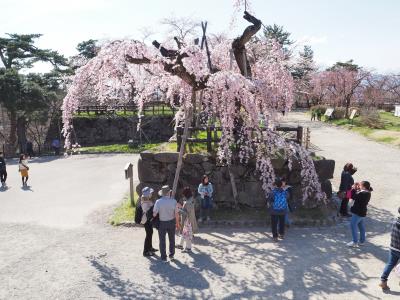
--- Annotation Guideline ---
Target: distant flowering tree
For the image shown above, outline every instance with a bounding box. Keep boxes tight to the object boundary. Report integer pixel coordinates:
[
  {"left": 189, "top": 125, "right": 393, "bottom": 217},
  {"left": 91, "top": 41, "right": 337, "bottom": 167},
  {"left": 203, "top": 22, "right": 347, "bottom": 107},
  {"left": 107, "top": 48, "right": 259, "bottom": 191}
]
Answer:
[
  {"left": 310, "top": 62, "right": 370, "bottom": 117},
  {"left": 62, "top": 2, "right": 326, "bottom": 207}
]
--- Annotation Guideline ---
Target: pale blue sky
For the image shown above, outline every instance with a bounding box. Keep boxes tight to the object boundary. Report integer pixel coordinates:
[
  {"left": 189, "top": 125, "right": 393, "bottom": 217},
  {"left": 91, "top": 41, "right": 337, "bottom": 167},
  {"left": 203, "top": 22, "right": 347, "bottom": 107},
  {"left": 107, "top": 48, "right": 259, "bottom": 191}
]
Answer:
[{"left": 1, "top": 0, "right": 399, "bottom": 73}]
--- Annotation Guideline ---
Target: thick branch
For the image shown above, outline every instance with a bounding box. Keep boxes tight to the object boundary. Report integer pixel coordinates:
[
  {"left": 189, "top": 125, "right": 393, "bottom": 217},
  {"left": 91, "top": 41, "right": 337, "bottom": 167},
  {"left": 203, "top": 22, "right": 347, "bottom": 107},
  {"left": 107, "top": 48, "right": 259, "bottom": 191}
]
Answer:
[{"left": 232, "top": 11, "right": 262, "bottom": 77}]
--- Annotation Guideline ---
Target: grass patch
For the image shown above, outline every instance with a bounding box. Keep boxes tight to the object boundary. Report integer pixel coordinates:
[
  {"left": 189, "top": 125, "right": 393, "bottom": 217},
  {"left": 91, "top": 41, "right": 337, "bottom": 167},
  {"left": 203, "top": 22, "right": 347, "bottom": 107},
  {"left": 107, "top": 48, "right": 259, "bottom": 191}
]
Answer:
[
  {"left": 79, "top": 143, "right": 163, "bottom": 154},
  {"left": 375, "top": 136, "right": 397, "bottom": 143},
  {"left": 109, "top": 194, "right": 137, "bottom": 226},
  {"left": 327, "top": 111, "right": 400, "bottom": 146}
]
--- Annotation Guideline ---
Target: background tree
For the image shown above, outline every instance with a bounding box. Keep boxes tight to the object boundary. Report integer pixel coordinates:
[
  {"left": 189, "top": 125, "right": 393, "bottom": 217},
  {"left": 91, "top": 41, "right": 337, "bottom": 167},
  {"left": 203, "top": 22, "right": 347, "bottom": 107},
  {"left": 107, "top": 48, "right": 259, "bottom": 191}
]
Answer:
[
  {"left": 0, "top": 33, "right": 67, "bottom": 154},
  {"left": 292, "top": 45, "right": 316, "bottom": 107},
  {"left": 263, "top": 24, "right": 294, "bottom": 59}
]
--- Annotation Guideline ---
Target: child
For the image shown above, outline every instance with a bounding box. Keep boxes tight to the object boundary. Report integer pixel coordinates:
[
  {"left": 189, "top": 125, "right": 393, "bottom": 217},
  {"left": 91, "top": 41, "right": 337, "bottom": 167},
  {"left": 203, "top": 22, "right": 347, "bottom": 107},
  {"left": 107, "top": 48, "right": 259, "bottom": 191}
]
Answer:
[
  {"left": 268, "top": 178, "right": 289, "bottom": 242},
  {"left": 198, "top": 175, "right": 213, "bottom": 222},
  {"left": 177, "top": 187, "right": 198, "bottom": 252},
  {"left": 19, "top": 154, "right": 29, "bottom": 187}
]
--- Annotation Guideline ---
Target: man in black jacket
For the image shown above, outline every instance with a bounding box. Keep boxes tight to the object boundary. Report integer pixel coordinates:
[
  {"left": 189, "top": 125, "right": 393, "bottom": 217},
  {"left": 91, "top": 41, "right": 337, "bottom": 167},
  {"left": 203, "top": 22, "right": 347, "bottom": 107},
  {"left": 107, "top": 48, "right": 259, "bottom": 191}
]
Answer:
[
  {"left": 379, "top": 207, "right": 400, "bottom": 290},
  {"left": 0, "top": 152, "right": 7, "bottom": 188}
]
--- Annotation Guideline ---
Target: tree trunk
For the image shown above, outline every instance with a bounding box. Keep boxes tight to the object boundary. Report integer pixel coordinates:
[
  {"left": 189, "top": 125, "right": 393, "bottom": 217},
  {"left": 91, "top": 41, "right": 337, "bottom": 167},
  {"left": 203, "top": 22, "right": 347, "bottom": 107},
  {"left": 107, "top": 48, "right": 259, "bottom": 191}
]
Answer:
[
  {"left": 171, "top": 90, "right": 195, "bottom": 199},
  {"left": 345, "top": 97, "right": 351, "bottom": 119},
  {"left": 17, "top": 116, "right": 27, "bottom": 154},
  {"left": 8, "top": 111, "right": 17, "bottom": 155}
]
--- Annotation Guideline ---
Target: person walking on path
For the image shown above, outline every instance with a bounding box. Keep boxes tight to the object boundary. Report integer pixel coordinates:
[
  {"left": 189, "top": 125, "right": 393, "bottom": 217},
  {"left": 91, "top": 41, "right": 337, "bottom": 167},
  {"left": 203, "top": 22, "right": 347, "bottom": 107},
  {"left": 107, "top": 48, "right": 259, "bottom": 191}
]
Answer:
[
  {"left": 140, "top": 187, "right": 158, "bottom": 257},
  {"left": 52, "top": 138, "right": 60, "bottom": 156},
  {"left": 153, "top": 185, "right": 179, "bottom": 262},
  {"left": 26, "top": 141, "right": 34, "bottom": 158},
  {"left": 268, "top": 178, "right": 289, "bottom": 242},
  {"left": 198, "top": 175, "right": 213, "bottom": 222},
  {"left": 347, "top": 181, "right": 373, "bottom": 247},
  {"left": 176, "top": 187, "right": 198, "bottom": 253},
  {"left": 18, "top": 154, "right": 29, "bottom": 187},
  {"left": 379, "top": 207, "right": 400, "bottom": 290},
  {"left": 0, "top": 152, "right": 7, "bottom": 188},
  {"left": 339, "top": 163, "right": 357, "bottom": 217}
]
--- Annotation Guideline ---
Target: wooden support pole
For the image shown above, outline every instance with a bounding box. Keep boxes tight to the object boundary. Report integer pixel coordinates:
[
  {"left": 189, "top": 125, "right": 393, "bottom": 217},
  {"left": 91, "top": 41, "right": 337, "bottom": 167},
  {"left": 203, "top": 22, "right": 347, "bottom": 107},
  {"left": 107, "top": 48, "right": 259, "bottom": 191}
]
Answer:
[{"left": 124, "top": 162, "right": 135, "bottom": 206}]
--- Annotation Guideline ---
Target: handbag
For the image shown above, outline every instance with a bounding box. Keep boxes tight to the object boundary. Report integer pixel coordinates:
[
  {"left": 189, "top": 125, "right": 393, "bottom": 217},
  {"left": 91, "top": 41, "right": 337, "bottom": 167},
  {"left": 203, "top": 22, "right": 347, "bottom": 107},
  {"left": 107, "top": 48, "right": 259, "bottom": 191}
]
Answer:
[{"left": 346, "top": 189, "right": 353, "bottom": 199}]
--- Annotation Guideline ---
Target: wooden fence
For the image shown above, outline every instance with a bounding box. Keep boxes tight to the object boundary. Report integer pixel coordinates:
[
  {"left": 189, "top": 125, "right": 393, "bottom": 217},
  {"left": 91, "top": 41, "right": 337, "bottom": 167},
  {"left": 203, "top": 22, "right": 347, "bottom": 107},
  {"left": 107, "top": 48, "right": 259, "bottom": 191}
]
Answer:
[
  {"left": 76, "top": 101, "right": 175, "bottom": 116},
  {"left": 176, "top": 125, "right": 310, "bottom": 152}
]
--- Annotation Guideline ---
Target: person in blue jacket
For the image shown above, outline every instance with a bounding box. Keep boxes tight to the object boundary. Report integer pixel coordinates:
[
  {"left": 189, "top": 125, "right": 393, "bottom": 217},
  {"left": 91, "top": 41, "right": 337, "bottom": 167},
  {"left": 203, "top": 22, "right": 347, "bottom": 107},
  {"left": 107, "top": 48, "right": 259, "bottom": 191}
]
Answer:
[{"left": 198, "top": 175, "right": 213, "bottom": 222}]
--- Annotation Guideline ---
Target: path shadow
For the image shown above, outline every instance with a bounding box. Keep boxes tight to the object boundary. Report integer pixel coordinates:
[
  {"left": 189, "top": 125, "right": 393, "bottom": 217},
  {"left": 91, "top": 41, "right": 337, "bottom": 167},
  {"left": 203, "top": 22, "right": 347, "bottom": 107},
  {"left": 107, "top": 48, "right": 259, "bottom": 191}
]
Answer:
[
  {"left": 88, "top": 255, "right": 152, "bottom": 300},
  {"left": 204, "top": 206, "right": 396, "bottom": 299}
]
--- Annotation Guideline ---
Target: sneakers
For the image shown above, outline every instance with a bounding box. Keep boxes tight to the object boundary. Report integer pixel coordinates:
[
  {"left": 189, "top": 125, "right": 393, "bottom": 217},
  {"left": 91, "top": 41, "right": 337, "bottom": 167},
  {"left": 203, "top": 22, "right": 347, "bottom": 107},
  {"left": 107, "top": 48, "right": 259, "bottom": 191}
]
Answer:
[
  {"left": 150, "top": 248, "right": 158, "bottom": 252},
  {"left": 379, "top": 281, "right": 390, "bottom": 290},
  {"left": 143, "top": 252, "right": 154, "bottom": 257},
  {"left": 272, "top": 237, "right": 279, "bottom": 242},
  {"left": 182, "top": 248, "right": 192, "bottom": 253},
  {"left": 175, "top": 245, "right": 184, "bottom": 250},
  {"left": 168, "top": 254, "right": 175, "bottom": 260},
  {"left": 347, "top": 241, "right": 358, "bottom": 247},
  {"left": 358, "top": 242, "right": 366, "bottom": 246},
  {"left": 278, "top": 235, "right": 285, "bottom": 240}
]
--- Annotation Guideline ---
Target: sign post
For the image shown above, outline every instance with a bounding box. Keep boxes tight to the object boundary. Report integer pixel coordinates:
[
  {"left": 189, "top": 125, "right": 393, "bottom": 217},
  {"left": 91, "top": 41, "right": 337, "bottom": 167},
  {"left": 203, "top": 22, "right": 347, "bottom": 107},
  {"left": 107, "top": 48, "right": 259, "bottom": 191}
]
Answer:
[
  {"left": 324, "top": 108, "right": 334, "bottom": 120},
  {"left": 395, "top": 105, "right": 400, "bottom": 117},
  {"left": 349, "top": 109, "right": 357, "bottom": 124},
  {"left": 124, "top": 163, "right": 134, "bottom": 206}
]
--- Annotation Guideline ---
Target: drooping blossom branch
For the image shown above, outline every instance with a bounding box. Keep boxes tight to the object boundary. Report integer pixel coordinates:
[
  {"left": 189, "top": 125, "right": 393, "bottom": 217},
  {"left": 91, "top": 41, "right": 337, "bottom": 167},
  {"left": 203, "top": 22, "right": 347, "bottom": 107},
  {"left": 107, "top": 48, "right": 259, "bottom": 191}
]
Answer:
[{"left": 62, "top": 7, "right": 326, "bottom": 206}]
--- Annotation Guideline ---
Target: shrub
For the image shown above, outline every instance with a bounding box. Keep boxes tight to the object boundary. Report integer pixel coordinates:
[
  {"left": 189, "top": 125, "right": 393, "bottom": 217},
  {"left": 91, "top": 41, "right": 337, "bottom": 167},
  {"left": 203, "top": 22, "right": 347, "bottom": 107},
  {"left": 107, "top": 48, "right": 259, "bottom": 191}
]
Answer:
[
  {"left": 310, "top": 105, "right": 327, "bottom": 115},
  {"left": 360, "top": 109, "right": 385, "bottom": 129},
  {"left": 332, "top": 107, "right": 346, "bottom": 119}
]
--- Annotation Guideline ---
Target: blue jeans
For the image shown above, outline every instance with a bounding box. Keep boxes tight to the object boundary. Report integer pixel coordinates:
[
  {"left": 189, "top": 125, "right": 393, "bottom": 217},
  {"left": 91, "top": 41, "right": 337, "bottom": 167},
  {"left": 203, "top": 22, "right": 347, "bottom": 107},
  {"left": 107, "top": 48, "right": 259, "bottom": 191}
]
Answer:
[
  {"left": 350, "top": 214, "right": 365, "bottom": 243},
  {"left": 200, "top": 196, "right": 212, "bottom": 220},
  {"left": 381, "top": 249, "right": 400, "bottom": 282}
]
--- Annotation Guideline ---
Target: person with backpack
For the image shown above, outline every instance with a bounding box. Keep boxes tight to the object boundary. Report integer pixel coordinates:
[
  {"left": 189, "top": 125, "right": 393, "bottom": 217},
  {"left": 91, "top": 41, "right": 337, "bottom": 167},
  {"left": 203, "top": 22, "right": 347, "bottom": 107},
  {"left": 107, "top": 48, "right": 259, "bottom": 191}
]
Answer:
[
  {"left": 268, "top": 178, "right": 289, "bottom": 242},
  {"left": 0, "top": 152, "right": 7, "bottom": 188},
  {"left": 18, "top": 154, "right": 29, "bottom": 187},
  {"left": 379, "top": 207, "right": 400, "bottom": 290},
  {"left": 347, "top": 181, "right": 373, "bottom": 247},
  {"left": 139, "top": 187, "right": 158, "bottom": 257},
  {"left": 282, "top": 177, "right": 293, "bottom": 227}
]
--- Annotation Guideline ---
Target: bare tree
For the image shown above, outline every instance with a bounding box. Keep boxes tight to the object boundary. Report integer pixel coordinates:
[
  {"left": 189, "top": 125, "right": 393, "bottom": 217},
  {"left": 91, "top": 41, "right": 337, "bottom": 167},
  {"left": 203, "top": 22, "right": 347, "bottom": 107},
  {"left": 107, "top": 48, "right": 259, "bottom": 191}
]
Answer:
[
  {"left": 160, "top": 15, "right": 200, "bottom": 43},
  {"left": 138, "top": 27, "right": 155, "bottom": 43}
]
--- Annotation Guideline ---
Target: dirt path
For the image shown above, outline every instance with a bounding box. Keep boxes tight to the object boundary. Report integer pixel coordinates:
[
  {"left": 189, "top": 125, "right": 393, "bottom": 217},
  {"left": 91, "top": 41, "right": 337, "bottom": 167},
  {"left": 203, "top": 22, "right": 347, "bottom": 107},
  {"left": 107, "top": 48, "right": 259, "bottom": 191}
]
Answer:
[{"left": 1, "top": 120, "right": 400, "bottom": 299}]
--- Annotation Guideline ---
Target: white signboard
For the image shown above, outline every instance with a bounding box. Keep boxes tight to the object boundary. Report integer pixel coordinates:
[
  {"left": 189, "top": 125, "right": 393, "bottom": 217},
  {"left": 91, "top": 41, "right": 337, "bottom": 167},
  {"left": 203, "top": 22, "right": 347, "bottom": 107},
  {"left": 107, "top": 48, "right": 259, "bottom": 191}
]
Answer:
[
  {"left": 395, "top": 105, "right": 400, "bottom": 117},
  {"left": 349, "top": 109, "right": 357, "bottom": 120},
  {"left": 324, "top": 108, "right": 334, "bottom": 117}
]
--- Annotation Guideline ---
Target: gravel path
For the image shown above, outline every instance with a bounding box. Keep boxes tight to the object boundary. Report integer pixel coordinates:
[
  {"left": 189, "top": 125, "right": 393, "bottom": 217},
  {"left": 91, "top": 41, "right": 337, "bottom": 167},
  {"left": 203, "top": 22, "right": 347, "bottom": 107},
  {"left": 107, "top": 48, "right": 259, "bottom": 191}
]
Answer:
[{"left": 1, "top": 117, "right": 400, "bottom": 299}]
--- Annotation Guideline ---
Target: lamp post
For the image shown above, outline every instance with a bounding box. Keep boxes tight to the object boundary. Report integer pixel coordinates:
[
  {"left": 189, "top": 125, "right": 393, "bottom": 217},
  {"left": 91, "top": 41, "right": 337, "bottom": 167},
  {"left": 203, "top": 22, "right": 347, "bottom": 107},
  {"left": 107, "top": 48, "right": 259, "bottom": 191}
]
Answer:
[{"left": 124, "top": 162, "right": 135, "bottom": 206}]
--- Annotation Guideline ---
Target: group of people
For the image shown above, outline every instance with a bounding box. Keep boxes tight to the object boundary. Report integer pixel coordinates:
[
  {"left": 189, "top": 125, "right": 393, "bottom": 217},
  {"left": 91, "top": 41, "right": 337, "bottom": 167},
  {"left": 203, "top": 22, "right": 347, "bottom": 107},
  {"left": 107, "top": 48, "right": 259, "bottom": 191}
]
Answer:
[
  {"left": 137, "top": 175, "right": 213, "bottom": 261},
  {"left": 0, "top": 152, "right": 30, "bottom": 188},
  {"left": 337, "top": 162, "right": 400, "bottom": 290}
]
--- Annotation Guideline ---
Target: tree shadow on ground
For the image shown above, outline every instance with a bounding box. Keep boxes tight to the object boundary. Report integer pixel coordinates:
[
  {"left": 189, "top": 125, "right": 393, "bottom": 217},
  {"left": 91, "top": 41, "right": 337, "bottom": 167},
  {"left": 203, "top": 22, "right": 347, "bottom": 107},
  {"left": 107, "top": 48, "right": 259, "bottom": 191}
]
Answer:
[{"left": 89, "top": 205, "right": 397, "bottom": 299}]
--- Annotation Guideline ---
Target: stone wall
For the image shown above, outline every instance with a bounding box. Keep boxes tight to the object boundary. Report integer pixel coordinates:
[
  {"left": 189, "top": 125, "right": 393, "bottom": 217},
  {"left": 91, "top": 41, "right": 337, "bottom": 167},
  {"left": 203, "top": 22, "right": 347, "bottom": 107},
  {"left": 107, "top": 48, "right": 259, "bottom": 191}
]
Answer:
[
  {"left": 72, "top": 115, "right": 174, "bottom": 146},
  {"left": 137, "top": 151, "right": 335, "bottom": 208}
]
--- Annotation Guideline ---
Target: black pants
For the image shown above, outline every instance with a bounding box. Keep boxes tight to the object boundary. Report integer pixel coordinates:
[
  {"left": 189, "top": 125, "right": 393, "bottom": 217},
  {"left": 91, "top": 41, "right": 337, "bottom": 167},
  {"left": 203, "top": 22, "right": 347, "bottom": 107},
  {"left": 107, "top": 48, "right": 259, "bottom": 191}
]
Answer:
[
  {"left": 159, "top": 220, "right": 175, "bottom": 259},
  {"left": 340, "top": 198, "right": 349, "bottom": 215},
  {"left": 0, "top": 170, "right": 7, "bottom": 183},
  {"left": 271, "top": 214, "right": 285, "bottom": 238},
  {"left": 143, "top": 222, "right": 153, "bottom": 254}
]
